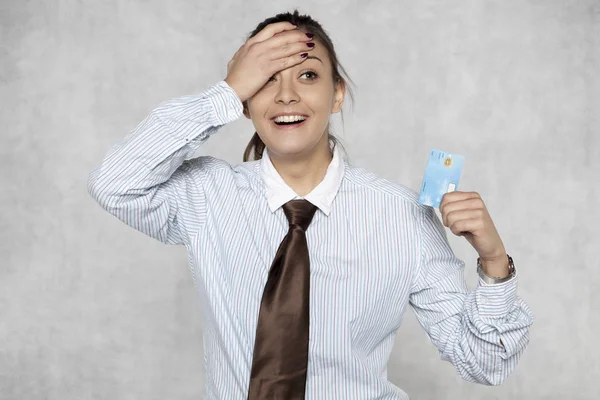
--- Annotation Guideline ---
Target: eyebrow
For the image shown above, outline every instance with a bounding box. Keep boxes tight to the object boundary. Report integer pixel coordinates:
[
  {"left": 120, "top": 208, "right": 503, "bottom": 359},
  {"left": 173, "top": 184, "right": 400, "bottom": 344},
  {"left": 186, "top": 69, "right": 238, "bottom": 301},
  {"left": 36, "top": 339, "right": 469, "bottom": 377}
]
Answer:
[{"left": 305, "top": 56, "right": 323, "bottom": 64}]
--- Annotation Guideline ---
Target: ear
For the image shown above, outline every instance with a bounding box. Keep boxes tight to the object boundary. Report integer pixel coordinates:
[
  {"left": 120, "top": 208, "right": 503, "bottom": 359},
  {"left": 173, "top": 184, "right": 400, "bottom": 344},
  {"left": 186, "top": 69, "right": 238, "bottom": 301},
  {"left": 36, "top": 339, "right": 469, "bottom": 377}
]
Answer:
[
  {"left": 242, "top": 101, "right": 251, "bottom": 119},
  {"left": 331, "top": 79, "right": 345, "bottom": 114}
]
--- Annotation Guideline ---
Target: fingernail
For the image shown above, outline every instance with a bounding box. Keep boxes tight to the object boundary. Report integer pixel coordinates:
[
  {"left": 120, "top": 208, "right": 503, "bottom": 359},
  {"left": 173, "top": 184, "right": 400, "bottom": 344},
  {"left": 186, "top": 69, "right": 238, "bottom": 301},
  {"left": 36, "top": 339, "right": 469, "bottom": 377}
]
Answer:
[
  {"left": 306, "top": 33, "right": 314, "bottom": 39},
  {"left": 301, "top": 53, "right": 308, "bottom": 58},
  {"left": 291, "top": 21, "right": 297, "bottom": 26},
  {"left": 307, "top": 42, "right": 315, "bottom": 48}
]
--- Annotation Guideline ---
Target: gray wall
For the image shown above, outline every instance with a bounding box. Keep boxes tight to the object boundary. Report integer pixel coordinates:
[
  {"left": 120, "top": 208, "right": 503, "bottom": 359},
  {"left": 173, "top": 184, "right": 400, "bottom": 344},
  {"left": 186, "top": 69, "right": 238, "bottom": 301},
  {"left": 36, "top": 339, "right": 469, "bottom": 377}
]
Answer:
[{"left": 1, "top": 0, "right": 598, "bottom": 399}]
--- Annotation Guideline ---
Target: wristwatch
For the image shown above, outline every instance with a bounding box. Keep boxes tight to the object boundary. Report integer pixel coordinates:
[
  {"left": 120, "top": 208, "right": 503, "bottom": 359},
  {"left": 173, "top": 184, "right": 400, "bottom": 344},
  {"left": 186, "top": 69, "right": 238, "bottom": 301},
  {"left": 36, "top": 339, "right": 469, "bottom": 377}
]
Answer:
[{"left": 477, "top": 254, "right": 516, "bottom": 284}]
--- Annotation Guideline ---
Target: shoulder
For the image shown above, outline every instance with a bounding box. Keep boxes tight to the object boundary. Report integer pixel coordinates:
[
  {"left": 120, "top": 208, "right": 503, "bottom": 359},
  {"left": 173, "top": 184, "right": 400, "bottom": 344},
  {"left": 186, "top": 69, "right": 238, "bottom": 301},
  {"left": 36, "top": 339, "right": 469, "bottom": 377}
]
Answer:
[
  {"left": 343, "top": 160, "right": 431, "bottom": 217},
  {"left": 180, "top": 156, "right": 262, "bottom": 185}
]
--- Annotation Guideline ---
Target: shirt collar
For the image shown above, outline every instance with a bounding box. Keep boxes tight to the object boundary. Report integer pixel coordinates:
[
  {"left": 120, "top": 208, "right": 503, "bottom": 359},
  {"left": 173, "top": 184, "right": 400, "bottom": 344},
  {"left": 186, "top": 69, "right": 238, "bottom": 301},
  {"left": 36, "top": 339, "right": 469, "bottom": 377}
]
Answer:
[{"left": 261, "top": 140, "right": 345, "bottom": 216}]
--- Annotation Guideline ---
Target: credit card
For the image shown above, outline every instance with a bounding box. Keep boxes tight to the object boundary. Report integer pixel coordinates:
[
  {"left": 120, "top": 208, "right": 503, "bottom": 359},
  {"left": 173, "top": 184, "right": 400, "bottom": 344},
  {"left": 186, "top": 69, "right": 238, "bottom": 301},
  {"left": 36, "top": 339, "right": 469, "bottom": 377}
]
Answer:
[{"left": 418, "top": 149, "right": 465, "bottom": 208}]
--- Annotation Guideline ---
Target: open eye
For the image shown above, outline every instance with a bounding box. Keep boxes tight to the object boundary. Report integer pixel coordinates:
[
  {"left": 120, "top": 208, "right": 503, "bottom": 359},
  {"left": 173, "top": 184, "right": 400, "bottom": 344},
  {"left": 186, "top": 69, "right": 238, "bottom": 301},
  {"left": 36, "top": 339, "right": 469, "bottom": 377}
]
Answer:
[
  {"left": 301, "top": 71, "right": 318, "bottom": 80},
  {"left": 267, "top": 70, "right": 318, "bottom": 83}
]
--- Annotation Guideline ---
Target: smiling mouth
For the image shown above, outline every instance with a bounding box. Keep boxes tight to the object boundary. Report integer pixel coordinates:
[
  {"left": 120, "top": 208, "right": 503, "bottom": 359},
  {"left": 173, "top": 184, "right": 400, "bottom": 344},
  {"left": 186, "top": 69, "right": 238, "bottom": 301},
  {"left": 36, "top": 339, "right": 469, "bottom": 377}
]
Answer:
[
  {"left": 271, "top": 117, "right": 309, "bottom": 129},
  {"left": 273, "top": 119, "right": 307, "bottom": 126}
]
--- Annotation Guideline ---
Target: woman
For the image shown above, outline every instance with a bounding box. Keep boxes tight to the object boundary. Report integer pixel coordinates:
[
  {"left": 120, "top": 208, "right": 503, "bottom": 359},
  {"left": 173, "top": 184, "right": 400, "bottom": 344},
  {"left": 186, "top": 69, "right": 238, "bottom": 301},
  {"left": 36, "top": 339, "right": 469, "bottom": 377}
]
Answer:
[{"left": 88, "top": 10, "right": 533, "bottom": 400}]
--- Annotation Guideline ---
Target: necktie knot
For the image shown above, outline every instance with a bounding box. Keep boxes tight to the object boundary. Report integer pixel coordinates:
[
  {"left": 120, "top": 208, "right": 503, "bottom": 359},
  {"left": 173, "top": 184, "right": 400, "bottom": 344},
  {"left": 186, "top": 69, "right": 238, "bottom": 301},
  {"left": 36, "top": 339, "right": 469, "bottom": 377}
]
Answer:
[{"left": 282, "top": 200, "right": 318, "bottom": 232}]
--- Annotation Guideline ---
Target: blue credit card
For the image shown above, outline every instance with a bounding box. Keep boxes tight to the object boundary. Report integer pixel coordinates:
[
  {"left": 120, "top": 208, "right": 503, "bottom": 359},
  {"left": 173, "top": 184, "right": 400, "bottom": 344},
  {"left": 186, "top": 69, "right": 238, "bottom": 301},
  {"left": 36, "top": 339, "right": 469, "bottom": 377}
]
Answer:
[{"left": 418, "top": 149, "right": 465, "bottom": 208}]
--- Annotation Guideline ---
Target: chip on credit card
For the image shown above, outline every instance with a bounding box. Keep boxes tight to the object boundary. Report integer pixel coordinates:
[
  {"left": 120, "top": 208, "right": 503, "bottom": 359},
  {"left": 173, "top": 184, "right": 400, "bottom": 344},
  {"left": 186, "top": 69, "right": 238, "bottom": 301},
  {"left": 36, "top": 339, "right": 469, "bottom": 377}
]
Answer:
[{"left": 418, "top": 149, "right": 465, "bottom": 208}]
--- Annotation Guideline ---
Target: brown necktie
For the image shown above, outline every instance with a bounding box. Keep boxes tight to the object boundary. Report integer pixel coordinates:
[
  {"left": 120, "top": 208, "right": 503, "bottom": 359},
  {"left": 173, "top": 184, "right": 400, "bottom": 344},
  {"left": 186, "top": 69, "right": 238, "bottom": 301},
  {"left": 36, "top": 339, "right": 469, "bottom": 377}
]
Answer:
[{"left": 247, "top": 199, "right": 318, "bottom": 400}]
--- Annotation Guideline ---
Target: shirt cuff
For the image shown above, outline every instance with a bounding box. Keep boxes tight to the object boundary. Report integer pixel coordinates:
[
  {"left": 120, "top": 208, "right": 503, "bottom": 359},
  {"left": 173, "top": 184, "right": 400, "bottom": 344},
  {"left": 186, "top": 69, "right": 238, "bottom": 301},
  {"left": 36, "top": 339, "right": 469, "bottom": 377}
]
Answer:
[
  {"left": 475, "top": 271, "right": 518, "bottom": 318},
  {"left": 203, "top": 80, "right": 244, "bottom": 126}
]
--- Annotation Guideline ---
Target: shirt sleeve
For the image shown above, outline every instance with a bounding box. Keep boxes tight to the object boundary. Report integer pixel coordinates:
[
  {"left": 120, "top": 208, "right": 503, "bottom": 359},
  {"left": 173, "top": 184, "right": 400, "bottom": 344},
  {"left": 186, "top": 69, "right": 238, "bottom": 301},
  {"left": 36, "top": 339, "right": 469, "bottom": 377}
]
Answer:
[
  {"left": 87, "top": 80, "right": 243, "bottom": 245},
  {"left": 409, "top": 205, "right": 534, "bottom": 385}
]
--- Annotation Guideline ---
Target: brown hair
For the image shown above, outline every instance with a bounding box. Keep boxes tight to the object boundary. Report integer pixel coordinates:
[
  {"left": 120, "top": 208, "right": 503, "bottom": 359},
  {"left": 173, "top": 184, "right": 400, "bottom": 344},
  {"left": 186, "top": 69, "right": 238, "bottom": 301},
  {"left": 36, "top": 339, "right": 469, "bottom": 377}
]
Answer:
[{"left": 242, "top": 9, "right": 355, "bottom": 162}]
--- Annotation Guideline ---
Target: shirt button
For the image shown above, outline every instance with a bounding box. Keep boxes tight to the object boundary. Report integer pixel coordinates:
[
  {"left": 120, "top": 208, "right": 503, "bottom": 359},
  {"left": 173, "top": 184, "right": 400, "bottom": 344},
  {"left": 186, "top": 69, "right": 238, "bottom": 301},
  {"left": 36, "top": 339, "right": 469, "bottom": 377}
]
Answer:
[{"left": 480, "top": 296, "right": 488, "bottom": 305}]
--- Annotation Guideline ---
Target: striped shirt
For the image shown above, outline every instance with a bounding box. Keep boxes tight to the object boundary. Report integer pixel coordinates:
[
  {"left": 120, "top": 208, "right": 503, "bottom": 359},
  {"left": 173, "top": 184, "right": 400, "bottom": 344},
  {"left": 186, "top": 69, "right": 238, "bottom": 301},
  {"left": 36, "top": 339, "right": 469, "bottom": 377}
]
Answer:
[{"left": 87, "top": 80, "right": 534, "bottom": 399}]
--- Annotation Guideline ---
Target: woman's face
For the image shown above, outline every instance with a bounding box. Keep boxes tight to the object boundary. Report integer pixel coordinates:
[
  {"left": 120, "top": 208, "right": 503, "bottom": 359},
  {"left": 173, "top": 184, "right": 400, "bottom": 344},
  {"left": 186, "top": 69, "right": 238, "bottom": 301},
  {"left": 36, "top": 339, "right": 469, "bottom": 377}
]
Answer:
[{"left": 243, "top": 39, "right": 345, "bottom": 159}]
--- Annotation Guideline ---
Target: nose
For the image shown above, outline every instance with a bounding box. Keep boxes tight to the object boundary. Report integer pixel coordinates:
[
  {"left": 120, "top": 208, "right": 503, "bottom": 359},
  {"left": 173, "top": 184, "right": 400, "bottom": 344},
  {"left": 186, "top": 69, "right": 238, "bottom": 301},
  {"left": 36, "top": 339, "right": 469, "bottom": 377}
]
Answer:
[{"left": 274, "top": 77, "right": 300, "bottom": 105}]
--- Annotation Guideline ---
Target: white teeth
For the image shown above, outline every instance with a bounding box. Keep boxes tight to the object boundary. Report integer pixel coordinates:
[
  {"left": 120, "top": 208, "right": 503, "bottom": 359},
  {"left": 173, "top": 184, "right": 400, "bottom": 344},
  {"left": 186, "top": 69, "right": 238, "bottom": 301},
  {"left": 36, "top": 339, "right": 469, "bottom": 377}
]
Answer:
[{"left": 273, "top": 115, "right": 307, "bottom": 123}]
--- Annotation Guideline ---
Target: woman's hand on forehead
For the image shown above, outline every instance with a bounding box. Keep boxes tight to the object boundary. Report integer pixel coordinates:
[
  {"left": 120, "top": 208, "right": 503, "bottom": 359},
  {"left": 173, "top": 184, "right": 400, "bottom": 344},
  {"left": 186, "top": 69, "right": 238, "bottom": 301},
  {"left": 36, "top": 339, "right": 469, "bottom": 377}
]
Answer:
[{"left": 224, "top": 22, "right": 315, "bottom": 103}]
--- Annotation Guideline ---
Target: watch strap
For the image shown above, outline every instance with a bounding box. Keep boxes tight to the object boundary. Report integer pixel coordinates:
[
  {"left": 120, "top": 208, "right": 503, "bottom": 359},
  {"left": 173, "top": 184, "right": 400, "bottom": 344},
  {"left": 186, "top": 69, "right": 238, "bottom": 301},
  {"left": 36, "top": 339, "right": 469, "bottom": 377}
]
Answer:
[{"left": 477, "top": 254, "right": 516, "bottom": 284}]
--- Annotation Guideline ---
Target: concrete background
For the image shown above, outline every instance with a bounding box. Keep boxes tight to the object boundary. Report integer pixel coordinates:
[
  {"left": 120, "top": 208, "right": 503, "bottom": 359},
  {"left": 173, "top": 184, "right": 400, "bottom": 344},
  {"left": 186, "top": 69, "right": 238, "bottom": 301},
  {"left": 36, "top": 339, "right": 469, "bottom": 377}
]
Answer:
[{"left": 1, "top": 0, "right": 598, "bottom": 399}]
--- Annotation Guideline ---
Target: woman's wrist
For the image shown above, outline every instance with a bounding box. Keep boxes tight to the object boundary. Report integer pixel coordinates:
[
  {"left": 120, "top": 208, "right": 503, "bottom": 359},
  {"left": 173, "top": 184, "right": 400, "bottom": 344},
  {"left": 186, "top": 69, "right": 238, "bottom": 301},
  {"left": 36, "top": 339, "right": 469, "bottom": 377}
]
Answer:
[{"left": 479, "top": 255, "right": 510, "bottom": 278}]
